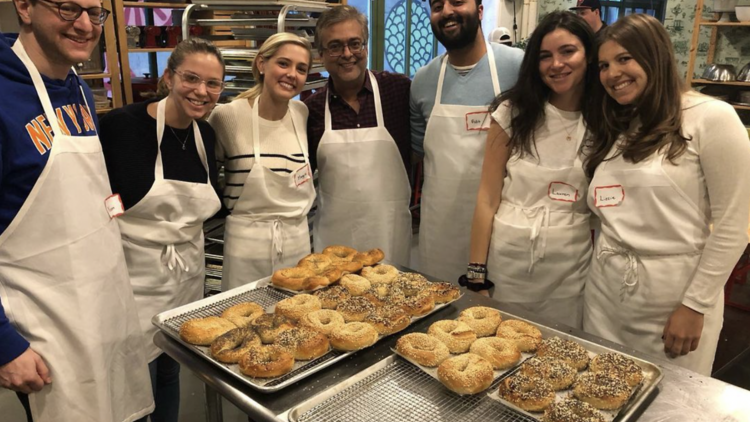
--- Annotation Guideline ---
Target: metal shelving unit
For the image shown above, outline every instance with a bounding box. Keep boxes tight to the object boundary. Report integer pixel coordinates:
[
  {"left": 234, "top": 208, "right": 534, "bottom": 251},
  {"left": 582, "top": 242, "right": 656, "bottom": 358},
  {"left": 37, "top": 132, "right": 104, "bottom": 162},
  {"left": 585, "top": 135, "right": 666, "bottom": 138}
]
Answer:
[
  {"left": 686, "top": 1, "right": 750, "bottom": 111},
  {"left": 181, "top": 0, "right": 332, "bottom": 95}
]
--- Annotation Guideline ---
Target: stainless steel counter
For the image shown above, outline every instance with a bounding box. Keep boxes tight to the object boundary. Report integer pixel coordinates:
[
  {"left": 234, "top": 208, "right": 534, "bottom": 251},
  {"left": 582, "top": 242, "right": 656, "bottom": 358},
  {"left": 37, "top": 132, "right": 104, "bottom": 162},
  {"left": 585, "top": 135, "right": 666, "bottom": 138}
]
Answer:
[{"left": 154, "top": 290, "right": 750, "bottom": 422}]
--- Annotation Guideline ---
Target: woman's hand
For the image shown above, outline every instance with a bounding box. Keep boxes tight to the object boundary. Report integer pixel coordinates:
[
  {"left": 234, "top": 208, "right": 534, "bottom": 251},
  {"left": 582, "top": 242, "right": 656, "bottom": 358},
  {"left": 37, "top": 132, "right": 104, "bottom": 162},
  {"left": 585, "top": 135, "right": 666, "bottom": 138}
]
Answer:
[{"left": 662, "top": 305, "right": 704, "bottom": 358}]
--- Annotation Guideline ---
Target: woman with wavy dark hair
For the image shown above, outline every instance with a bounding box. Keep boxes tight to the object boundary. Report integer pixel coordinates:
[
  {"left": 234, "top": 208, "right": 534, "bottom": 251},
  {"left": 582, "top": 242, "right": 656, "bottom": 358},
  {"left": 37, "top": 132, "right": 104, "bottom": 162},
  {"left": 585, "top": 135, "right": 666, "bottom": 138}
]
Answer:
[
  {"left": 583, "top": 13, "right": 750, "bottom": 375},
  {"left": 466, "top": 11, "right": 596, "bottom": 328}
]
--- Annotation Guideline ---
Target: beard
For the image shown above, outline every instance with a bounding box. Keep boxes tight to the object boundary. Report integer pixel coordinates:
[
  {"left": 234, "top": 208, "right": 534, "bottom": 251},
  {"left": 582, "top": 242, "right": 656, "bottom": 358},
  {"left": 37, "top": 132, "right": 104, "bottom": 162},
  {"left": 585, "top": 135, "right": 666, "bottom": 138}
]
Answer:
[{"left": 431, "top": 10, "right": 481, "bottom": 51}]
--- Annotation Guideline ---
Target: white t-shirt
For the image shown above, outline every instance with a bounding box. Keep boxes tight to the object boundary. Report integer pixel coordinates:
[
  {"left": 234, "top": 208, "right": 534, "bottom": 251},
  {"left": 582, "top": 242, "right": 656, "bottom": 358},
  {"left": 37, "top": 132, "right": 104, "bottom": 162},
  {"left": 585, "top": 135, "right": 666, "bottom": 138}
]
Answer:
[{"left": 491, "top": 100, "right": 583, "bottom": 169}]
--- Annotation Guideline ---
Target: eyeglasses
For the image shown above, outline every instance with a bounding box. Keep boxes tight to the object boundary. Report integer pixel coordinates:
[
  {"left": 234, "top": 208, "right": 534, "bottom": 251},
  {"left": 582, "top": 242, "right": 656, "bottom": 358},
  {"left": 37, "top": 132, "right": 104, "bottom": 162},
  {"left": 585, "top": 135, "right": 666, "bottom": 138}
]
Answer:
[
  {"left": 37, "top": 0, "right": 111, "bottom": 25},
  {"left": 322, "top": 39, "right": 365, "bottom": 58},
  {"left": 172, "top": 69, "right": 225, "bottom": 93}
]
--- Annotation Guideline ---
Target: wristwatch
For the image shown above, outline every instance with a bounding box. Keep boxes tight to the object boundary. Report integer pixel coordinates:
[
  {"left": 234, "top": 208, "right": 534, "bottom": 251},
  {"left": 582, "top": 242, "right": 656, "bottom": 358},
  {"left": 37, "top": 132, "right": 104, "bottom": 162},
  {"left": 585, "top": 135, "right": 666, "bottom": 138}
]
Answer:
[{"left": 458, "top": 275, "right": 495, "bottom": 292}]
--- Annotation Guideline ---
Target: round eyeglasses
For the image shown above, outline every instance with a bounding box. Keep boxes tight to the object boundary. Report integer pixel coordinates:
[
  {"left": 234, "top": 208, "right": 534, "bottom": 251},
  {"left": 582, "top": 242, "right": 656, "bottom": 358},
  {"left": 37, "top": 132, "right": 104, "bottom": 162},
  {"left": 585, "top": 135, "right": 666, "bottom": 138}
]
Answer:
[
  {"left": 322, "top": 40, "right": 365, "bottom": 58},
  {"left": 38, "top": 0, "right": 111, "bottom": 25},
  {"left": 172, "top": 69, "right": 225, "bottom": 94}
]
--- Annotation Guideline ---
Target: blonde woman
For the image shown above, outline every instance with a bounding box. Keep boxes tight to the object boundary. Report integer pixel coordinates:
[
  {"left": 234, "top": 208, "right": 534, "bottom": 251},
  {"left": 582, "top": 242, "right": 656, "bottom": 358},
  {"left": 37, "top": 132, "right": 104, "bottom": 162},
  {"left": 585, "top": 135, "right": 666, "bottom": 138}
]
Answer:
[{"left": 209, "top": 33, "right": 315, "bottom": 290}]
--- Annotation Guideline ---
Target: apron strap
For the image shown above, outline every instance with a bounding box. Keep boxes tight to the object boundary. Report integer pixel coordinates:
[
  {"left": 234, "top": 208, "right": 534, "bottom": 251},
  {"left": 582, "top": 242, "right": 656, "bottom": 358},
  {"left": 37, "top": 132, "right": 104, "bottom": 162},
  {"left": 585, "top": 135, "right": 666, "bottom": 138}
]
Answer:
[
  {"left": 156, "top": 98, "right": 210, "bottom": 183},
  {"left": 528, "top": 205, "right": 550, "bottom": 273},
  {"left": 161, "top": 243, "right": 189, "bottom": 272},
  {"left": 597, "top": 245, "right": 639, "bottom": 301},
  {"left": 251, "top": 96, "right": 310, "bottom": 168},
  {"left": 324, "top": 70, "right": 385, "bottom": 131},
  {"left": 435, "top": 42, "right": 500, "bottom": 106}
]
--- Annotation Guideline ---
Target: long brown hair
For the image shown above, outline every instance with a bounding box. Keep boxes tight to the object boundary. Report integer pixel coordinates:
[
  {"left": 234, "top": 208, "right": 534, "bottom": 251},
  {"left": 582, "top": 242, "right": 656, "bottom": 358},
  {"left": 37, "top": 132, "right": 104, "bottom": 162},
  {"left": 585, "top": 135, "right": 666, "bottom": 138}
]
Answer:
[
  {"left": 235, "top": 33, "right": 312, "bottom": 103},
  {"left": 489, "top": 11, "right": 596, "bottom": 158},
  {"left": 583, "top": 13, "right": 690, "bottom": 178}
]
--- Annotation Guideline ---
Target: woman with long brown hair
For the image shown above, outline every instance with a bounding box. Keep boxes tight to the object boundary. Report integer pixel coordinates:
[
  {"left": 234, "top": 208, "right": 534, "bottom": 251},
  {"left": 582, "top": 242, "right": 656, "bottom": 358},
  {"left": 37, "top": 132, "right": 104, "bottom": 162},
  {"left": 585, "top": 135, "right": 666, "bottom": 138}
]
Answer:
[
  {"left": 583, "top": 13, "right": 750, "bottom": 375},
  {"left": 467, "top": 11, "right": 597, "bottom": 328}
]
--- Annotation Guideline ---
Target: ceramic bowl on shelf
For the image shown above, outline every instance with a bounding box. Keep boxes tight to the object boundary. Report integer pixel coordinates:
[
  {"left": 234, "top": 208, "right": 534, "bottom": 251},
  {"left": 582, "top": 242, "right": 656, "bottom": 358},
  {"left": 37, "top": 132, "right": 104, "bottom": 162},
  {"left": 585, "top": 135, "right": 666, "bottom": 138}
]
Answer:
[
  {"left": 715, "top": 0, "right": 739, "bottom": 21},
  {"left": 736, "top": 5, "right": 750, "bottom": 22},
  {"left": 739, "top": 63, "right": 750, "bottom": 81},
  {"left": 701, "top": 64, "right": 737, "bottom": 81}
]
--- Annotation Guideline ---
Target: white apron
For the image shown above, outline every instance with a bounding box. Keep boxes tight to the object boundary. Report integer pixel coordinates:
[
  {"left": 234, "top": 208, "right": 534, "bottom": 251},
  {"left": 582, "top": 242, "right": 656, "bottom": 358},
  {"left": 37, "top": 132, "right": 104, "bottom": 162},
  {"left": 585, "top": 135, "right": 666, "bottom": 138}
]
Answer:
[
  {"left": 0, "top": 40, "right": 153, "bottom": 422},
  {"left": 117, "top": 99, "right": 221, "bottom": 361},
  {"left": 222, "top": 97, "right": 315, "bottom": 291},
  {"left": 419, "top": 45, "right": 500, "bottom": 281},
  {"left": 488, "top": 115, "right": 591, "bottom": 328},
  {"left": 313, "top": 71, "right": 412, "bottom": 266},
  {"left": 583, "top": 145, "right": 723, "bottom": 375}
]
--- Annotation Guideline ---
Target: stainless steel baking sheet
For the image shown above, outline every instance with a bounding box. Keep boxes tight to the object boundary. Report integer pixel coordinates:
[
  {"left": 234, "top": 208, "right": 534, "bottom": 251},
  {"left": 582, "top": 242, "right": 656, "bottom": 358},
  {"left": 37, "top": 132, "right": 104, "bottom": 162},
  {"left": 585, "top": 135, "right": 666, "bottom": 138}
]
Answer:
[
  {"left": 153, "top": 277, "right": 461, "bottom": 393},
  {"left": 391, "top": 345, "right": 534, "bottom": 396},
  {"left": 287, "top": 310, "right": 663, "bottom": 421}
]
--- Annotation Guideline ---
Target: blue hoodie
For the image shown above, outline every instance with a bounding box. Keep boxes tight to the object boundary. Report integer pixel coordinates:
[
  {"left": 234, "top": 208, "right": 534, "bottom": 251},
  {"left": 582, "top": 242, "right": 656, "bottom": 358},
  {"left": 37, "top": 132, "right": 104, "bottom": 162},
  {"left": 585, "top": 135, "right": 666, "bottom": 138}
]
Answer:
[{"left": 0, "top": 32, "right": 100, "bottom": 366}]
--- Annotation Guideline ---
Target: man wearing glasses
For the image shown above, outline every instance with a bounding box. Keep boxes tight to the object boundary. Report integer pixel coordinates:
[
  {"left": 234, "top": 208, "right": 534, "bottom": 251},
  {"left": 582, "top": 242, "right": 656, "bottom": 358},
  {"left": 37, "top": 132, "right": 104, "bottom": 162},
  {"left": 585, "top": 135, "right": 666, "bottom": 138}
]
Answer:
[
  {"left": 305, "top": 5, "right": 414, "bottom": 267},
  {"left": 0, "top": 1, "right": 154, "bottom": 421},
  {"left": 410, "top": 0, "right": 523, "bottom": 283}
]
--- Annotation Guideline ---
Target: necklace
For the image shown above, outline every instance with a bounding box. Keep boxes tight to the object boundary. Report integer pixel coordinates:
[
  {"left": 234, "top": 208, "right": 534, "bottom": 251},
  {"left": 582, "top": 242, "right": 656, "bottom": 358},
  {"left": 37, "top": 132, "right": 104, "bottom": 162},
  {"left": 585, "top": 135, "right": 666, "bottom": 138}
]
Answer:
[
  {"left": 549, "top": 105, "right": 580, "bottom": 141},
  {"left": 168, "top": 126, "right": 191, "bottom": 150}
]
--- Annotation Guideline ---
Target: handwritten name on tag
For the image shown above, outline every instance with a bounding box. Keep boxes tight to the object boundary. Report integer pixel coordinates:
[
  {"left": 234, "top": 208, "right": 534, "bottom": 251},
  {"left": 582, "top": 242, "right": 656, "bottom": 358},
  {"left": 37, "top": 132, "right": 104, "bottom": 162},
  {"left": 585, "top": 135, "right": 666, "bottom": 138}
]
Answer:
[
  {"left": 594, "top": 185, "right": 625, "bottom": 208},
  {"left": 465, "top": 111, "right": 491, "bottom": 131},
  {"left": 548, "top": 181, "right": 578, "bottom": 202},
  {"left": 294, "top": 164, "right": 312, "bottom": 187},
  {"left": 105, "top": 194, "right": 125, "bottom": 219}
]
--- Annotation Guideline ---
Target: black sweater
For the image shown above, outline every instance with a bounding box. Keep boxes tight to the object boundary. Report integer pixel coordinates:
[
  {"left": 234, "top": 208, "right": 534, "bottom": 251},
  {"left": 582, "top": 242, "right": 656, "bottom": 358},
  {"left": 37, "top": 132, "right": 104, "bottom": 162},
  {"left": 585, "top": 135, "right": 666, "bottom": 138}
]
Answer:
[{"left": 99, "top": 98, "right": 221, "bottom": 211}]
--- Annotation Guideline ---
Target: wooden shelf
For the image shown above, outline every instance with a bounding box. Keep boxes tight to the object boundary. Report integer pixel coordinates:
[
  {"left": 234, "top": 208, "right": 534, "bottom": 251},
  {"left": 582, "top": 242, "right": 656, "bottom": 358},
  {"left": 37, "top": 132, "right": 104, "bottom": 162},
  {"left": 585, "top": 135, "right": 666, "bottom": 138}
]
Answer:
[
  {"left": 96, "top": 107, "right": 113, "bottom": 114},
  {"left": 122, "top": 1, "right": 188, "bottom": 7},
  {"left": 129, "top": 47, "right": 175, "bottom": 53},
  {"left": 691, "top": 79, "right": 750, "bottom": 87},
  {"left": 731, "top": 104, "right": 750, "bottom": 111},
  {"left": 698, "top": 20, "right": 750, "bottom": 26},
  {"left": 80, "top": 72, "right": 111, "bottom": 80}
]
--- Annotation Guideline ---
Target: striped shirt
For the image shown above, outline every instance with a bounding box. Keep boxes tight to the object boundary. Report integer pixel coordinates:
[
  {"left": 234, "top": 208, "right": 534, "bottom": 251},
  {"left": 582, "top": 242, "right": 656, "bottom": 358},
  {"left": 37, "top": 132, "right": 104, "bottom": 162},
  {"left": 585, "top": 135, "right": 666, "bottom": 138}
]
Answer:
[{"left": 208, "top": 99, "right": 308, "bottom": 211}]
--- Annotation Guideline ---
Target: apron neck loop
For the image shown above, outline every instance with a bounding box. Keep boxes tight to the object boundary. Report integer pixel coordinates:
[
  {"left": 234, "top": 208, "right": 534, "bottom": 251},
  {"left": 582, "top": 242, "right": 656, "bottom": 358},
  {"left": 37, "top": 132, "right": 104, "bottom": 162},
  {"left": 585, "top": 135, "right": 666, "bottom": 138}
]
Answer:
[
  {"left": 435, "top": 43, "right": 500, "bottom": 105},
  {"left": 155, "top": 98, "right": 210, "bottom": 182},
  {"left": 323, "top": 70, "right": 384, "bottom": 131}
]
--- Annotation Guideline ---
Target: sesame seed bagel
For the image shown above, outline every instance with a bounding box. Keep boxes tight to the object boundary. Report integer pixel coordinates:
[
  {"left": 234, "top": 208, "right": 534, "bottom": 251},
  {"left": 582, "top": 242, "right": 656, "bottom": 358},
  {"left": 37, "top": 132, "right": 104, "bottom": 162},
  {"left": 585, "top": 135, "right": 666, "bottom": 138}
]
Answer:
[
  {"left": 396, "top": 333, "right": 450, "bottom": 367},
  {"left": 469, "top": 337, "right": 521, "bottom": 370},
  {"left": 238, "top": 345, "right": 294, "bottom": 378},
  {"left": 299, "top": 309, "right": 345, "bottom": 336},
  {"left": 437, "top": 353, "right": 494, "bottom": 395},
  {"left": 340, "top": 274, "right": 372, "bottom": 296},
  {"left": 496, "top": 320, "right": 543, "bottom": 352},
  {"left": 572, "top": 372, "right": 631, "bottom": 410},
  {"left": 458, "top": 306, "right": 502, "bottom": 337},
  {"left": 275, "top": 327, "right": 330, "bottom": 361},
  {"left": 589, "top": 352, "right": 644, "bottom": 387},
  {"left": 361, "top": 264, "right": 399, "bottom": 285},
  {"left": 498, "top": 373, "right": 556, "bottom": 412},
  {"left": 520, "top": 356, "right": 577, "bottom": 391},
  {"left": 274, "top": 294, "right": 321, "bottom": 322},
  {"left": 329, "top": 322, "right": 379, "bottom": 351},
  {"left": 179, "top": 316, "right": 236, "bottom": 346},
  {"left": 537, "top": 337, "right": 590, "bottom": 371},
  {"left": 428, "top": 320, "right": 477, "bottom": 354},
  {"left": 220, "top": 302, "right": 265, "bottom": 328}
]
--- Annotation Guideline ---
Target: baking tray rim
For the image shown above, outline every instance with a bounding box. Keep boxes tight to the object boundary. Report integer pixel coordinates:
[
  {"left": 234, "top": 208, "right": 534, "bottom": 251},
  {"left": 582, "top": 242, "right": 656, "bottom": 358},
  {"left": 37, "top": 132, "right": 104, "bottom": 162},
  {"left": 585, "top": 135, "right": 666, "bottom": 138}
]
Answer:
[
  {"left": 152, "top": 275, "right": 461, "bottom": 393},
  {"left": 285, "top": 309, "right": 664, "bottom": 422}
]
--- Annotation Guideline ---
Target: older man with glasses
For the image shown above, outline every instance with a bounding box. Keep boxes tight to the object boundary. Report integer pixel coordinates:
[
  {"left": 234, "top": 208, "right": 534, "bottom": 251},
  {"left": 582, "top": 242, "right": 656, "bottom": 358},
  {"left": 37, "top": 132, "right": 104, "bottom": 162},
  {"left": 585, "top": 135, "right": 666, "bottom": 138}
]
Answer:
[
  {"left": 0, "top": 1, "right": 154, "bottom": 421},
  {"left": 305, "top": 5, "right": 414, "bottom": 267}
]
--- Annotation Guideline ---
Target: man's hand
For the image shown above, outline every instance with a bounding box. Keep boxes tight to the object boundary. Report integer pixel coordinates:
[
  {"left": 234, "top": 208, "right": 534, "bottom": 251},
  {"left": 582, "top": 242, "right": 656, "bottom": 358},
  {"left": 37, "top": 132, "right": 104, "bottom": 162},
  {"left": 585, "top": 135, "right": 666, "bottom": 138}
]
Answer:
[
  {"left": 0, "top": 348, "right": 52, "bottom": 394},
  {"left": 662, "top": 305, "right": 704, "bottom": 358}
]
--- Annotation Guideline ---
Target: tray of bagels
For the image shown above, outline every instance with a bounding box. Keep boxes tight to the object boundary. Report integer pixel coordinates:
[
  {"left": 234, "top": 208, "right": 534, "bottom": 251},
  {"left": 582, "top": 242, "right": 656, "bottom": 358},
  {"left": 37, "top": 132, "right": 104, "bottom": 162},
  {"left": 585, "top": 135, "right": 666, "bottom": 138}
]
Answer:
[
  {"left": 152, "top": 246, "right": 463, "bottom": 392},
  {"left": 286, "top": 309, "right": 663, "bottom": 421}
]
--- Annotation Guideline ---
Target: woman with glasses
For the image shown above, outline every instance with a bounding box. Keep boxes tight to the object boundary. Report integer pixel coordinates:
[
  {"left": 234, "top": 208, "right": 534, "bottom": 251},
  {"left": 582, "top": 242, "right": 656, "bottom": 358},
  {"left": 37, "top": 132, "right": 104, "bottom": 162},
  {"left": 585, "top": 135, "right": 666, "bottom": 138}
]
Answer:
[
  {"left": 99, "top": 38, "right": 223, "bottom": 422},
  {"left": 208, "top": 32, "right": 315, "bottom": 291}
]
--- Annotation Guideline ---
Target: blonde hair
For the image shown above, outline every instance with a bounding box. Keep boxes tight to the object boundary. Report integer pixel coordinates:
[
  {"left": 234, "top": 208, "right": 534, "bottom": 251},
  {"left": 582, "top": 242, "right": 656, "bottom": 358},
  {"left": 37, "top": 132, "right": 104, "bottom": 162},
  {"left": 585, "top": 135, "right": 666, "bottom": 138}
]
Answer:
[{"left": 235, "top": 33, "right": 313, "bottom": 102}]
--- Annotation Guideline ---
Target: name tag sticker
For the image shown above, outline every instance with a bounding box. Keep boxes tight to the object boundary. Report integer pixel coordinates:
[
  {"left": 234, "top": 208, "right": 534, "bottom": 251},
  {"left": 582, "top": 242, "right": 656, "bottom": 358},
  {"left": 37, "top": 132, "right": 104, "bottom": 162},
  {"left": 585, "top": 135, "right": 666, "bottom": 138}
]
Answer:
[
  {"left": 548, "top": 181, "right": 578, "bottom": 202},
  {"left": 105, "top": 194, "right": 125, "bottom": 219},
  {"left": 465, "top": 111, "right": 491, "bottom": 131},
  {"left": 594, "top": 185, "right": 625, "bottom": 208},
  {"left": 294, "top": 164, "right": 312, "bottom": 187}
]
